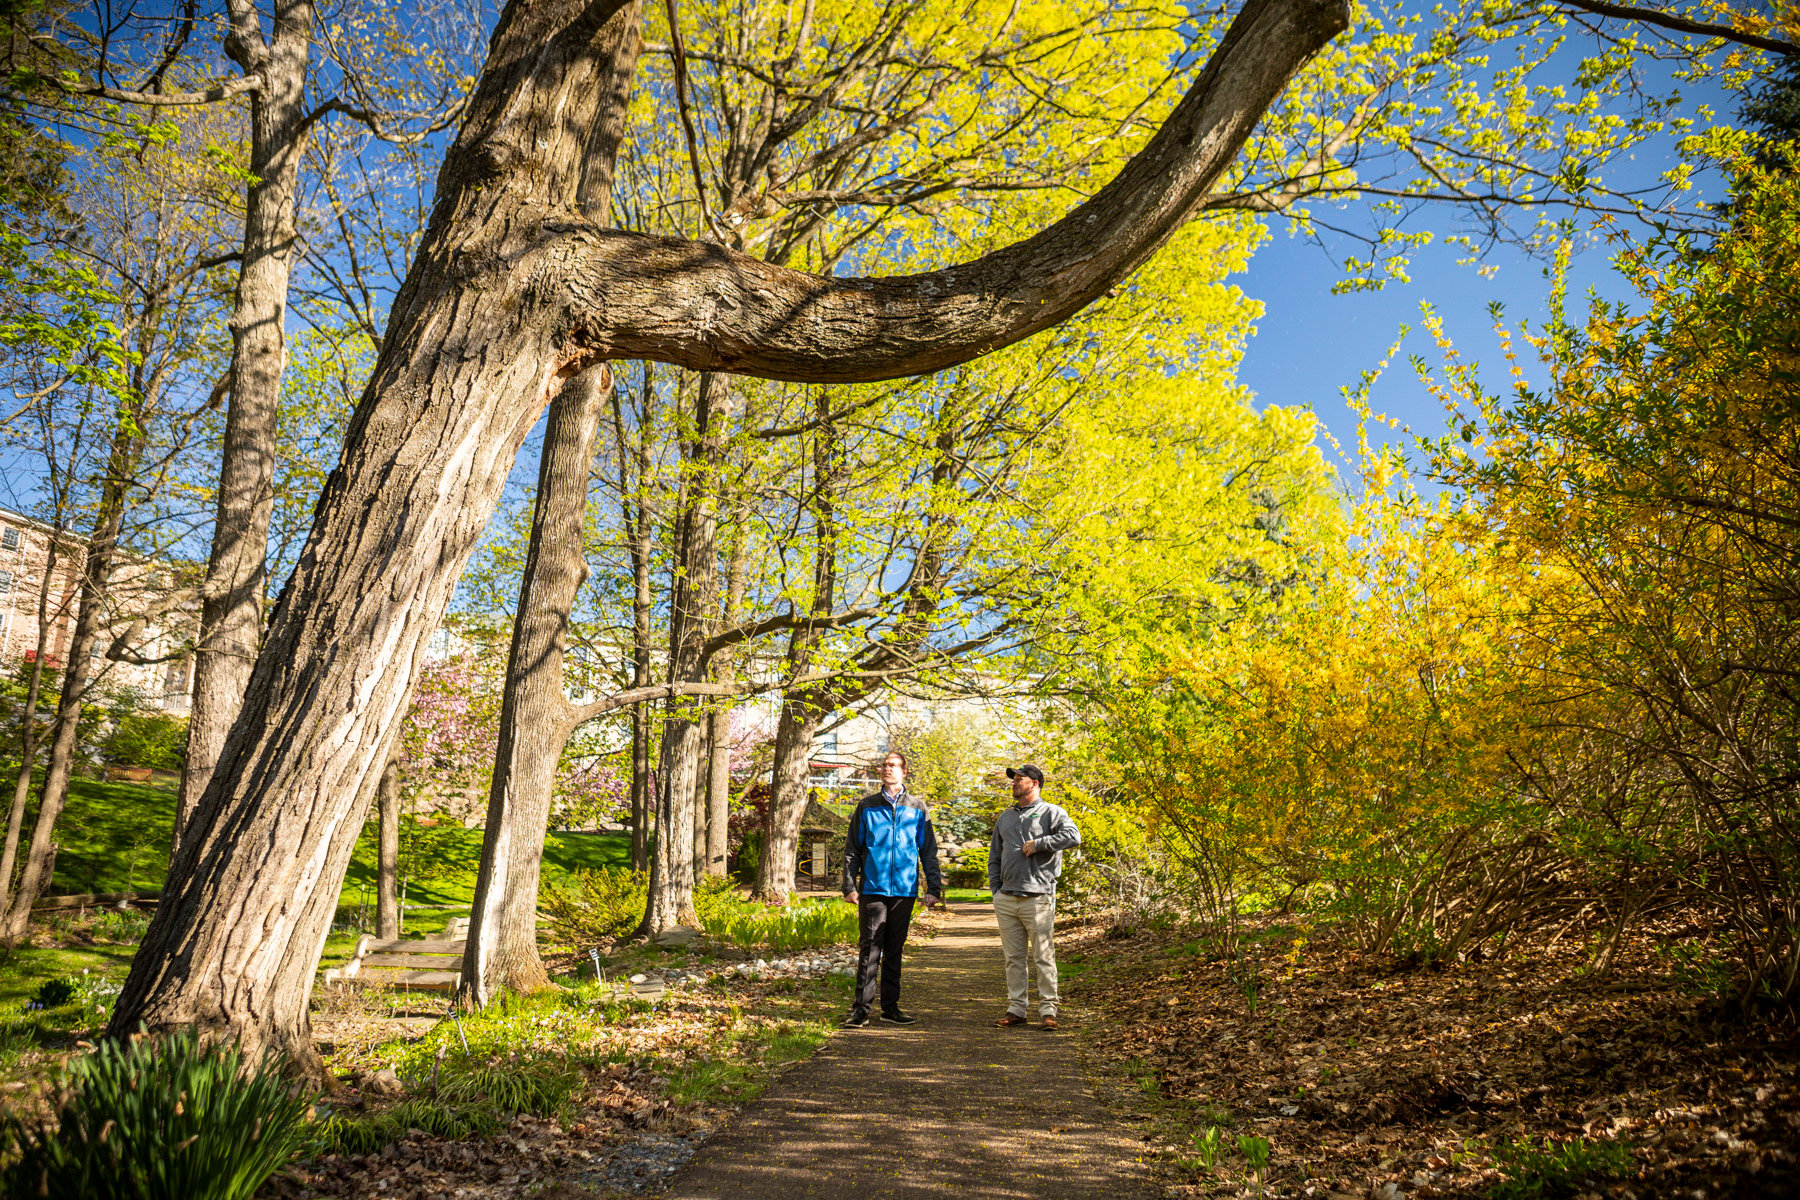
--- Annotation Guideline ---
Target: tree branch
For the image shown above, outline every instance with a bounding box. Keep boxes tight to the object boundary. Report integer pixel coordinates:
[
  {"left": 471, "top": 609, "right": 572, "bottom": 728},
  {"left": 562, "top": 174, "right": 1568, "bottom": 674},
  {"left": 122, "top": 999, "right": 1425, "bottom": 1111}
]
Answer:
[
  {"left": 1556, "top": 0, "right": 1800, "bottom": 57},
  {"left": 541, "top": 0, "right": 1350, "bottom": 383}
]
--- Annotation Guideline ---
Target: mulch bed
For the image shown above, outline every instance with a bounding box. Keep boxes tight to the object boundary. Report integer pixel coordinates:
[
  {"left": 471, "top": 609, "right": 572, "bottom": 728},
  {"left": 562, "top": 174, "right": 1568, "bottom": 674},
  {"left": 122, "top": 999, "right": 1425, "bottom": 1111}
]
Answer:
[{"left": 1064, "top": 911, "right": 1800, "bottom": 1198}]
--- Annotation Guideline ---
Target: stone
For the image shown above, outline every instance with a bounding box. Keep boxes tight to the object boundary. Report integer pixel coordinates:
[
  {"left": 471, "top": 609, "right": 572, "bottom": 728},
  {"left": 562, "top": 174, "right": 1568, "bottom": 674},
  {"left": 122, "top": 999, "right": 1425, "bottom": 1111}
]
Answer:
[
  {"left": 652, "top": 926, "right": 698, "bottom": 948},
  {"left": 363, "top": 1068, "right": 405, "bottom": 1097}
]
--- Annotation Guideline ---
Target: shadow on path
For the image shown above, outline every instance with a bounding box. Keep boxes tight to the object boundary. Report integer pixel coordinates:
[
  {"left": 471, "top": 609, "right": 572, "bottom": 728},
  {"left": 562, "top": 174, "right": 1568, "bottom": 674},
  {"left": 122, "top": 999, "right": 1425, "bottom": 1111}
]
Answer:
[{"left": 664, "top": 902, "right": 1164, "bottom": 1200}]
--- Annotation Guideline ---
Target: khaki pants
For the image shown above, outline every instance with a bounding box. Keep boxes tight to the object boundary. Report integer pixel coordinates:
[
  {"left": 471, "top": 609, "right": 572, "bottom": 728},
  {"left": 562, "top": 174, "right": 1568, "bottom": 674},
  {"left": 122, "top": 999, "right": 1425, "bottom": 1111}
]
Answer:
[{"left": 993, "top": 890, "right": 1058, "bottom": 1018}]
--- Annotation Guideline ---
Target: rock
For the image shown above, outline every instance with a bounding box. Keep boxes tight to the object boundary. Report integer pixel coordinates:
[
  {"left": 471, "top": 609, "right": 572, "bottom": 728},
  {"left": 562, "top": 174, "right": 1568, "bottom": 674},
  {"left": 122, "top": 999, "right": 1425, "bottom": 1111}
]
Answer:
[
  {"left": 629, "top": 973, "right": 649, "bottom": 984},
  {"left": 363, "top": 1068, "right": 405, "bottom": 1097},
  {"left": 652, "top": 926, "right": 697, "bottom": 948}
]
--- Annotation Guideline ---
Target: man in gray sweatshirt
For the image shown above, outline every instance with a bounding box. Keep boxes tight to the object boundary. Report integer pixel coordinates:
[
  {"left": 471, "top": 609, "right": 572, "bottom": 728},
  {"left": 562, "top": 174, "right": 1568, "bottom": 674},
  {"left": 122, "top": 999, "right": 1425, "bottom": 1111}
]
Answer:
[{"left": 988, "top": 764, "right": 1081, "bottom": 1030}]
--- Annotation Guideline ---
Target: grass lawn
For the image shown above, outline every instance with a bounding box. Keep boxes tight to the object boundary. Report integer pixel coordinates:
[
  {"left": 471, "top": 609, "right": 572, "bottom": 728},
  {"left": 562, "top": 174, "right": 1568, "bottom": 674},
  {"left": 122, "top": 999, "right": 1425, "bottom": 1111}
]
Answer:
[
  {"left": 944, "top": 886, "right": 993, "bottom": 904},
  {"left": 28, "top": 775, "right": 632, "bottom": 906},
  {"left": 0, "top": 776, "right": 639, "bottom": 1017}
]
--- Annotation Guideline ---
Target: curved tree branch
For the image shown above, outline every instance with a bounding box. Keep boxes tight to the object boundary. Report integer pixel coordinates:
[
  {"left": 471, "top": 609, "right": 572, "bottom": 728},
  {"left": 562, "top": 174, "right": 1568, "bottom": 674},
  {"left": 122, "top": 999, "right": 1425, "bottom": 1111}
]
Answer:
[
  {"left": 530, "top": 0, "right": 1351, "bottom": 383},
  {"left": 1556, "top": 0, "right": 1799, "bottom": 57}
]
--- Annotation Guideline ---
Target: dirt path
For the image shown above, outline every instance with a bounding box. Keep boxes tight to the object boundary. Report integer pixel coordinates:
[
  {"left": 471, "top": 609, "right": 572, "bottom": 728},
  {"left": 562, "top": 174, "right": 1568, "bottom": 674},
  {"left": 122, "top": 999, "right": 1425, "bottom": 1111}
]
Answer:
[{"left": 663, "top": 902, "right": 1165, "bottom": 1200}]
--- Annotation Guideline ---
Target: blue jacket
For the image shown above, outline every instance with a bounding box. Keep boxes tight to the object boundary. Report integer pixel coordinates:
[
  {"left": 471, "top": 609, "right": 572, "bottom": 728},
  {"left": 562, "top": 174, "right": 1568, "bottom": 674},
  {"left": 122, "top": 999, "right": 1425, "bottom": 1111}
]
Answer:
[{"left": 841, "top": 790, "right": 943, "bottom": 899}]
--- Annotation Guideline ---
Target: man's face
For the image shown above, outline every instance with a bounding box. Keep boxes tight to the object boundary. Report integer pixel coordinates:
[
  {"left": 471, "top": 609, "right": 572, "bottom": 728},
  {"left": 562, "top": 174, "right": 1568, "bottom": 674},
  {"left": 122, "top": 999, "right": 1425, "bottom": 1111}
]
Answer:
[
  {"left": 1012, "top": 773, "right": 1038, "bottom": 803},
  {"left": 881, "top": 755, "right": 906, "bottom": 789}
]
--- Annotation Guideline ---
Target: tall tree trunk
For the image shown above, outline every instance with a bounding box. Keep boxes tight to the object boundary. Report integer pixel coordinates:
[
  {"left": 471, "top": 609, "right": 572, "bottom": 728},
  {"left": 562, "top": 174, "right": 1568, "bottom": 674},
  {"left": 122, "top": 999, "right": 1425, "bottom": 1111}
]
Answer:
[
  {"left": 756, "top": 690, "right": 825, "bottom": 902},
  {"left": 176, "top": 1, "right": 315, "bottom": 853},
  {"left": 704, "top": 710, "right": 730, "bottom": 878},
  {"left": 460, "top": 364, "right": 608, "bottom": 1006},
  {"left": 613, "top": 366, "right": 655, "bottom": 874},
  {"left": 376, "top": 752, "right": 400, "bottom": 939},
  {"left": 105, "top": 0, "right": 1340, "bottom": 1071},
  {"left": 0, "top": 534, "right": 66, "bottom": 912},
  {"left": 705, "top": 527, "right": 748, "bottom": 879},
  {"left": 755, "top": 395, "right": 837, "bottom": 902},
  {"left": 643, "top": 373, "right": 731, "bottom": 934},
  {"left": 1, "top": 423, "right": 140, "bottom": 939},
  {"left": 691, "top": 721, "right": 712, "bottom": 883}
]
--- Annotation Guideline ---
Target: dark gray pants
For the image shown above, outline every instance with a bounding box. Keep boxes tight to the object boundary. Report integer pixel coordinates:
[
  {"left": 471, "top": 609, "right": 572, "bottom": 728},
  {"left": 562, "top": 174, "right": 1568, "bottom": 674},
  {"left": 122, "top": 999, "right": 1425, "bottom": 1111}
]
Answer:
[{"left": 854, "top": 894, "right": 915, "bottom": 1014}]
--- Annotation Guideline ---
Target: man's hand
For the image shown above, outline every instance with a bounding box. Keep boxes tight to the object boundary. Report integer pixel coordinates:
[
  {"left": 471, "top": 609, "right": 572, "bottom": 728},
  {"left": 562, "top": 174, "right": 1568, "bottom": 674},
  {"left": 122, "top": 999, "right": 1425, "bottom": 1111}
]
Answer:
[
  {"left": 924, "top": 894, "right": 942, "bottom": 909},
  {"left": 844, "top": 891, "right": 859, "bottom": 905},
  {"left": 1022, "top": 838, "right": 1039, "bottom": 856}
]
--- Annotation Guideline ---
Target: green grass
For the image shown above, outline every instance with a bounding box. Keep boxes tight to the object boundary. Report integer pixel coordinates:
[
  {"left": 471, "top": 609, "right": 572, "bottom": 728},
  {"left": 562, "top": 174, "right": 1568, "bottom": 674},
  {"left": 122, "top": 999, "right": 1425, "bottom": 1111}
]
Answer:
[
  {"left": 39, "top": 778, "right": 179, "bottom": 895},
  {"left": 0, "top": 943, "right": 136, "bottom": 1014},
  {"left": 9, "top": 773, "right": 631, "bottom": 908},
  {"left": 1490, "top": 1136, "right": 1637, "bottom": 1198},
  {"left": 943, "top": 886, "right": 993, "bottom": 904},
  {"left": 338, "top": 826, "right": 632, "bottom": 907}
]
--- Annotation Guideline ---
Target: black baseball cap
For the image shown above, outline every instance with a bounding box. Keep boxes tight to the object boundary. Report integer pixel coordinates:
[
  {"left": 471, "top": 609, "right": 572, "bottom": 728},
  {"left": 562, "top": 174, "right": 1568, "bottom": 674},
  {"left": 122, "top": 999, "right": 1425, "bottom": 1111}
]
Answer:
[{"left": 1006, "top": 764, "right": 1045, "bottom": 784}]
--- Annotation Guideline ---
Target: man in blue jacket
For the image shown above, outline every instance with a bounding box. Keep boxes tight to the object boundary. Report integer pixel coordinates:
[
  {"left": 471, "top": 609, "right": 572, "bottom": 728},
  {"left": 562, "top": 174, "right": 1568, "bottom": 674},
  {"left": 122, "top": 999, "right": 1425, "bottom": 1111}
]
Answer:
[{"left": 841, "top": 750, "right": 943, "bottom": 1027}]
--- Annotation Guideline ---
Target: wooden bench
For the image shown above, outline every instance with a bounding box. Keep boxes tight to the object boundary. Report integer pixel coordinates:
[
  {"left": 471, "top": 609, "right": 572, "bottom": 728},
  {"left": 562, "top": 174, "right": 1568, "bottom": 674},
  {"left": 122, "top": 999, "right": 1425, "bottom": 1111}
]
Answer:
[{"left": 322, "top": 931, "right": 466, "bottom": 992}]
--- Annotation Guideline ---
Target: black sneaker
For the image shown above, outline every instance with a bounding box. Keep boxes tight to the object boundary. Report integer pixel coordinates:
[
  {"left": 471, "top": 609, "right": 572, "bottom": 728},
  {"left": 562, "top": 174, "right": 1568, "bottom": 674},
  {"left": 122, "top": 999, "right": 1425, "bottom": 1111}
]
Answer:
[
  {"left": 842, "top": 1010, "right": 869, "bottom": 1028},
  {"left": 880, "top": 1008, "right": 918, "bottom": 1025}
]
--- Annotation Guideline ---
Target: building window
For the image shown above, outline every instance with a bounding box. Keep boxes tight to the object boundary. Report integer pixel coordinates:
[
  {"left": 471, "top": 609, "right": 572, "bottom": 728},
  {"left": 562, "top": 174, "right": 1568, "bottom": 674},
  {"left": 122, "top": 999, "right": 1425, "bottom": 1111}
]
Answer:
[
  {"left": 0, "top": 528, "right": 17, "bottom": 550},
  {"left": 818, "top": 731, "right": 838, "bottom": 756},
  {"left": 0, "top": 568, "right": 12, "bottom": 594}
]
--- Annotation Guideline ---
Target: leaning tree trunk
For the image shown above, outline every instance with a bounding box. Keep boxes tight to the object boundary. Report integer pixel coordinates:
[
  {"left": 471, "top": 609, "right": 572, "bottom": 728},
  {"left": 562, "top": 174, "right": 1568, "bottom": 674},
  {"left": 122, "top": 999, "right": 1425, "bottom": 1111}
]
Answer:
[
  {"left": 1, "top": 429, "right": 138, "bottom": 939},
  {"left": 0, "top": 538, "right": 66, "bottom": 913},
  {"left": 460, "top": 364, "right": 609, "bottom": 1007},
  {"left": 376, "top": 753, "right": 401, "bottom": 939},
  {"left": 106, "top": 0, "right": 1343, "bottom": 1071},
  {"left": 176, "top": 2, "right": 316, "bottom": 853}
]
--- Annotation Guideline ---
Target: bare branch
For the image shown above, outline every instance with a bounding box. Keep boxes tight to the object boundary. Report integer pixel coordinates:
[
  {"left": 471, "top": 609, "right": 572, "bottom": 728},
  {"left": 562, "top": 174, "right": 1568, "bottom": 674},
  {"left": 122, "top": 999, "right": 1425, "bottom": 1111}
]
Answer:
[{"left": 1556, "top": 0, "right": 1800, "bottom": 57}]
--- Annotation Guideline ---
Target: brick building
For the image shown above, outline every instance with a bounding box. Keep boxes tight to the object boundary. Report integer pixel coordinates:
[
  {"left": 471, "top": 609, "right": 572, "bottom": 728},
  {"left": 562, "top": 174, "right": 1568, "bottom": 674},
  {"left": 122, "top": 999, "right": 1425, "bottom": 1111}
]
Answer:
[{"left": 0, "top": 506, "right": 197, "bottom": 714}]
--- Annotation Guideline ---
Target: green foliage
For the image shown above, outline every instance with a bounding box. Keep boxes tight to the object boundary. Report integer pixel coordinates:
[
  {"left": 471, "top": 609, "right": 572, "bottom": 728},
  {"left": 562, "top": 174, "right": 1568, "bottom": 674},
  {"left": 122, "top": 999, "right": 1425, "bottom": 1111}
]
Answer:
[
  {"left": 545, "top": 871, "right": 859, "bottom": 952},
  {"left": 1191, "top": 1125, "right": 1223, "bottom": 1168},
  {"left": 694, "top": 896, "right": 858, "bottom": 952},
  {"left": 28, "top": 970, "right": 119, "bottom": 1014},
  {"left": 942, "top": 847, "right": 988, "bottom": 890},
  {"left": 313, "top": 1098, "right": 502, "bottom": 1156},
  {"left": 542, "top": 866, "right": 647, "bottom": 949},
  {"left": 432, "top": 1050, "right": 578, "bottom": 1117},
  {"left": 1489, "top": 1136, "right": 1636, "bottom": 1199},
  {"left": 1237, "top": 1133, "right": 1271, "bottom": 1170},
  {"left": 0, "top": 1030, "right": 314, "bottom": 1200},
  {"left": 100, "top": 711, "right": 187, "bottom": 771}
]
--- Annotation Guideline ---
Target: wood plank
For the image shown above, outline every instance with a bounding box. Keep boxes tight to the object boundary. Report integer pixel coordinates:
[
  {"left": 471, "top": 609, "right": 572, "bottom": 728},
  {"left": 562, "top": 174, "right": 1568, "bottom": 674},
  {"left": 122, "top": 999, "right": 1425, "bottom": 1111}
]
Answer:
[
  {"left": 363, "top": 938, "right": 466, "bottom": 954},
  {"left": 32, "top": 891, "right": 160, "bottom": 910},
  {"left": 361, "top": 953, "right": 463, "bottom": 968},
  {"left": 358, "top": 968, "right": 461, "bottom": 987}
]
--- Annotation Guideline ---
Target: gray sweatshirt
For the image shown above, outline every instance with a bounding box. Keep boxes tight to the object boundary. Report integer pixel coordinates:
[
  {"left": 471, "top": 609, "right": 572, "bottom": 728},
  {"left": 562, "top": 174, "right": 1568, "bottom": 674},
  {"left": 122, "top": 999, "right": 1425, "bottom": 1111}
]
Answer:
[{"left": 988, "top": 799, "right": 1082, "bottom": 895}]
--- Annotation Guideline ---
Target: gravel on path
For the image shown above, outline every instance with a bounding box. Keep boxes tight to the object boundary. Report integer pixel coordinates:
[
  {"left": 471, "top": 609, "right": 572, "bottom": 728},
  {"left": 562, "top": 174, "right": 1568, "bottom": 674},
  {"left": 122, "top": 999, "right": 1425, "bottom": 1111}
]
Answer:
[{"left": 662, "top": 902, "right": 1166, "bottom": 1200}]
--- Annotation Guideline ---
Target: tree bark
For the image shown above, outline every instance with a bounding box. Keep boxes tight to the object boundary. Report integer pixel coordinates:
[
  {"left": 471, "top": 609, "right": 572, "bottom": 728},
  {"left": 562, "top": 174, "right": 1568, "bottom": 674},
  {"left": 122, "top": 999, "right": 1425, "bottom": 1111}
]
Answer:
[
  {"left": 460, "top": 363, "right": 609, "bottom": 1007},
  {"left": 757, "top": 692, "right": 824, "bottom": 902},
  {"left": 755, "top": 395, "right": 837, "bottom": 903},
  {"left": 704, "top": 503, "right": 748, "bottom": 879},
  {"left": 617, "top": 369, "right": 656, "bottom": 874},
  {"left": 108, "top": 0, "right": 1343, "bottom": 1069},
  {"left": 704, "top": 709, "right": 731, "bottom": 878},
  {"left": 376, "top": 753, "right": 400, "bottom": 939},
  {"left": 692, "top": 721, "right": 712, "bottom": 884},
  {"left": 176, "top": 1, "right": 316, "bottom": 854},
  {"left": 0, "top": 533, "right": 66, "bottom": 913},
  {"left": 644, "top": 372, "right": 731, "bottom": 933},
  {"left": 1, "top": 422, "right": 140, "bottom": 939}
]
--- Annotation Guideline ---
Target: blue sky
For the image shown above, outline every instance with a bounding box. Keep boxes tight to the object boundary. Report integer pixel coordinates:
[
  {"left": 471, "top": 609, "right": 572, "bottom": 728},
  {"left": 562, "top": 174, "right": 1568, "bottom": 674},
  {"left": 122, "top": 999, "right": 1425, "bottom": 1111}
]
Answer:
[{"left": 1238, "top": 228, "right": 1602, "bottom": 473}]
